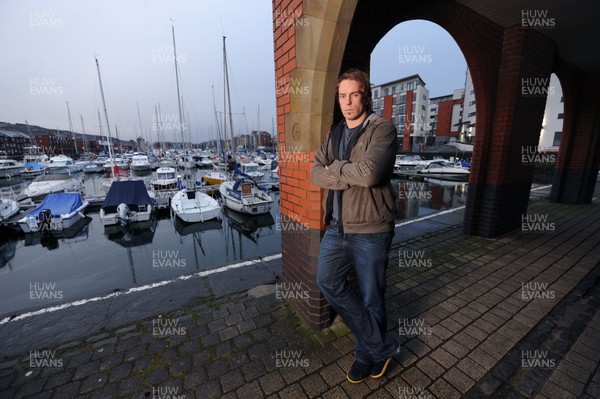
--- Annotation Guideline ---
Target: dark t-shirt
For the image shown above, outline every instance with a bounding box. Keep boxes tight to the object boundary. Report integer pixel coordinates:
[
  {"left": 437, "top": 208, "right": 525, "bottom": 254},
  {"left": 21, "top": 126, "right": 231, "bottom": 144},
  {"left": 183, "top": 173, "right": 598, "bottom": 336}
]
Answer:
[{"left": 332, "top": 122, "right": 363, "bottom": 222}]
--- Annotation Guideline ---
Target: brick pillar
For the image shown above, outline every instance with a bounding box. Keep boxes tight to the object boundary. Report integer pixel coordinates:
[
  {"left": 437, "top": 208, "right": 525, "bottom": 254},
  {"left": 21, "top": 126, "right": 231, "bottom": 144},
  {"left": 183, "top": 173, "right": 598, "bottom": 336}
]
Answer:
[
  {"left": 273, "top": 0, "right": 357, "bottom": 330},
  {"left": 549, "top": 68, "right": 600, "bottom": 204},
  {"left": 463, "top": 26, "right": 556, "bottom": 237}
]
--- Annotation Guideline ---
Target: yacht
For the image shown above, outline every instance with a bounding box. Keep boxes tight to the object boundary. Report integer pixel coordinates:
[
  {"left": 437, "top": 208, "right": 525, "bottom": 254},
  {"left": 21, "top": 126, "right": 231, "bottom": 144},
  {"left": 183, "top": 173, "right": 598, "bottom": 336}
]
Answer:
[
  {"left": 219, "top": 178, "right": 273, "bottom": 215},
  {"left": 23, "top": 173, "right": 84, "bottom": 200},
  {"left": 0, "top": 159, "right": 23, "bottom": 178},
  {"left": 416, "top": 161, "right": 470, "bottom": 181},
  {"left": 46, "top": 155, "right": 82, "bottom": 174},
  {"left": 149, "top": 167, "right": 179, "bottom": 209},
  {"left": 131, "top": 155, "right": 152, "bottom": 172}
]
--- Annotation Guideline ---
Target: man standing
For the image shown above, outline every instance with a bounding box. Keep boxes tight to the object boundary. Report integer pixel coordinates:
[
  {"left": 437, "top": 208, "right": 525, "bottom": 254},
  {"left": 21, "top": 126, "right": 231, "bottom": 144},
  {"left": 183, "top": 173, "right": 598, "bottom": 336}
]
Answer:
[{"left": 311, "top": 68, "right": 399, "bottom": 383}]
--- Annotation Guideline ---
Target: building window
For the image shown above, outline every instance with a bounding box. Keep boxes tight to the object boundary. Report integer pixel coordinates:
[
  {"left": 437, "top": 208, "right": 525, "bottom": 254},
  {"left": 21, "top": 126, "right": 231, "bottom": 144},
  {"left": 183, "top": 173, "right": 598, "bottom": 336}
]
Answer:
[
  {"left": 553, "top": 132, "right": 562, "bottom": 146},
  {"left": 384, "top": 88, "right": 389, "bottom": 96},
  {"left": 469, "top": 100, "right": 476, "bottom": 106},
  {"left": 422, "top": 94, "right": 426, "bottom": 101},
  {"left": 399, "top": 105, "right": 405, "bottom": 115},
  {"left": 468, "top": 112, "right": 476, "bottom": 117},
  {"left": 399, "top": 115, "right": 405, "bottom": 123},
  {"left": 557, "top": 113, "right": 564, "bottom": 119},
  {"left": 391, "top": 86, "right": 396, "bottom": 94},
  {"left": 398, "top": 94, "right": 406, "bottom": 105},
  {"left": 374, "top": 89, "right": 378, "bottom": 98},
  {"left": 421, "top": 105, "right": 426, "bottom": 111},
  {"left": 560, "top": 96, "right": 564, "bottom": 103}
]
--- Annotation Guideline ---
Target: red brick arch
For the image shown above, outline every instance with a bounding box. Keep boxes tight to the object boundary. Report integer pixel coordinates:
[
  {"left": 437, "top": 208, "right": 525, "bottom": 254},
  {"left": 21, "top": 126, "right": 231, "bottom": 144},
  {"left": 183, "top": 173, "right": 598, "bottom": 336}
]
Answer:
[{"left": 272, "top": 0, "right": 571, "bottom": 329}]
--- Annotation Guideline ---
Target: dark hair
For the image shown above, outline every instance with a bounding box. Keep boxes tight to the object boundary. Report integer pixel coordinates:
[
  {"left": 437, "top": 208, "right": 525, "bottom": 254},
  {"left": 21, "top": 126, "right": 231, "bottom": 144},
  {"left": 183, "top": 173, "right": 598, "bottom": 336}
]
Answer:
[{"left": 336, "top": 68, "right": 372, "bottom": 111}]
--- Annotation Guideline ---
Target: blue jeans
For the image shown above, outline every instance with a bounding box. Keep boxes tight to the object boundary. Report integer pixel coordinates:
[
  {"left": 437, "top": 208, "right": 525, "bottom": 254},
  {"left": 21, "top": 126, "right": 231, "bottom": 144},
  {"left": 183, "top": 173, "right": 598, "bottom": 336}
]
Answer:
[{"left": 317, "top": 225, "right": 398, "bottom": 364}]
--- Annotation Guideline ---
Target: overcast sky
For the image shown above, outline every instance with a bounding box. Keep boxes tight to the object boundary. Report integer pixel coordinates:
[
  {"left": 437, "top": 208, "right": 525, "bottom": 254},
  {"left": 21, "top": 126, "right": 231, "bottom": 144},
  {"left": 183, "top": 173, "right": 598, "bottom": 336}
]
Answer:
[{"left": 0, "top": 1, "right": 466, "bottom": 143}]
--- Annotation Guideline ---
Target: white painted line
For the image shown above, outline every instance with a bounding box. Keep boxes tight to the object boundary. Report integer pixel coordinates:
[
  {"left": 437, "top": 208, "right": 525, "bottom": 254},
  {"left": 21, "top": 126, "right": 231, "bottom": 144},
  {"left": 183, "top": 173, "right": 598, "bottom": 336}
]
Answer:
[{"left": 0, "top": 254, "right": 282, "bottom": 325}]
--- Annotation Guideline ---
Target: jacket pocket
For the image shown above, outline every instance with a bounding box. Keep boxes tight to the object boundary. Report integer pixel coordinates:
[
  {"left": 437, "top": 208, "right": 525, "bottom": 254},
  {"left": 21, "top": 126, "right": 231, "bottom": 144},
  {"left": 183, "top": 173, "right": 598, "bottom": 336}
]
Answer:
[{"left": 343, "top": 187, "right": 384, "bottom": 224}]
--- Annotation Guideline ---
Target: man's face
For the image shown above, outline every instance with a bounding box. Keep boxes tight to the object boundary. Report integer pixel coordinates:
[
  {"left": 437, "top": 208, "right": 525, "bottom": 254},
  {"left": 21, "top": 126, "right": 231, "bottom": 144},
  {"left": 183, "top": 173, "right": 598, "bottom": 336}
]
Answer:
[{"left": 338, "top": 79, "right": 366, "bottom": 123}]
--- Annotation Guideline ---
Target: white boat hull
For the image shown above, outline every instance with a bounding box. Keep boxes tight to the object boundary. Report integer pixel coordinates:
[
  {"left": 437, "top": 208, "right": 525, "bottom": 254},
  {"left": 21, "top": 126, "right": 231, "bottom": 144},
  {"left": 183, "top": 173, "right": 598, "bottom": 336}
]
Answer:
[
  {"left": 18, "top": 202, "right": 89, "bottom": 233},
  {"left": 99, "top": 206, "right": 153, "bottom": 226},
  {"left": 219, "top": 180, "right": 273, "bottom": 215},
  {"left": 171, "top": 189, "right": 221, "bottom": 223},
  {"left": 23, "top": 179, "right": 83, "bottom": 199},
  {"left": 0, "top": 199, "right": 20, "bottom": 222}
]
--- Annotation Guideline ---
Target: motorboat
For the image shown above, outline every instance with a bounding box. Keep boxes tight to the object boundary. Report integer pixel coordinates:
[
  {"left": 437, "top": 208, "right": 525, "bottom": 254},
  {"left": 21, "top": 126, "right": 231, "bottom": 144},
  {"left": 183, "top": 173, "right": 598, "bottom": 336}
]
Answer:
[
  {"left": 170, "top": 188, "right": 221, "bottom": 223},
  {"left": 219, "top": 178, "right": 274, "bottom": 215},
  {"left": 102, "top": 156, "right": 129, "bottom": 173},
  {"left": 181, "top": 155, "right": 196, "bottom": 169},
  {"left": 148, "top": 154, "right": 160, "bottom": 170},
  {"left": 131, "top": 155, "right": 152, "bottom": 172},
  {"left": 158, "top": 158, "right": 177, "bottom": 169},
  {"left": 0, "top": 159, "right": 23, "bottom": 178},
  {"left": 253, "top": 155, "right": 272, "bottom": 167},
  {"left": 83, "top": 162, "right": 103, "bottom": 173},
  {"left": 23, "top": 173, "right": 83, "bottom": 200},
  {"left": 21, "top": 162, "right": 46, "bottom": 177},
  {"left": 237, "top": 162, "right": 264, "bottom": 181},
  {"left": 100, "top": 180, "right": 155, "bottom": 226},
  {"left": 149, "top": 167, "right": 179, "bottom": 209},
  {"left": 416, "top": 161, "right": 470, "bottom": 181},
  {"left": 197, "top": 154, "right": 214, "bottom": 168},
  {"left": 0, "top": 198, "right": 19, "bottom": 223},
  {"left": 18, "top": 192, "right": 89, "bottom": 233},
  {"left": 46, "top": 155, "right": 82, "bottom": 173},
  {"left": 23, "top": 153, "right": 49, "bottom": 165}
]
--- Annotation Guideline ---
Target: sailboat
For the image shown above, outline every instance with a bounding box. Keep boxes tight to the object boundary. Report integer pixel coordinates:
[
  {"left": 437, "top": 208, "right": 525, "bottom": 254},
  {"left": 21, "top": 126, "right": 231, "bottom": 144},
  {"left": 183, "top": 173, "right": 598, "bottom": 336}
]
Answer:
[{"left": 201, "top": 37, "right": 234, "bottom": 187}]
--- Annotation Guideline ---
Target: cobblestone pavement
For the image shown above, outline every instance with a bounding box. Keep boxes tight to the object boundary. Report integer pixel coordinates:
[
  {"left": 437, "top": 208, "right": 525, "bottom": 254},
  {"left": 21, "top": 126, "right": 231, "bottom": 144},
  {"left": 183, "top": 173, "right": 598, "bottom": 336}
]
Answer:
[{"left": 0, "top": 183, "right": 599, "bottom": 398}]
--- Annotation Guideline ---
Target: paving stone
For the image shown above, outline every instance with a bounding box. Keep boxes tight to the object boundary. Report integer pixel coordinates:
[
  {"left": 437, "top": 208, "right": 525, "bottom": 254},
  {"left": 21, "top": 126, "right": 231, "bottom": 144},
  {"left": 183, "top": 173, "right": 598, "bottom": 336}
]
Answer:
[
  {"left": 258, "top": 371, "right": 285, "bottom": 396},
  {"left": 52, "top": 381, "right": 80, "bottom": 398},
  {"left": 79, "top": 372, "right": 107, "bottom": 394},
  {"left": 219, "top": 369, "right": 244, "bottom": 393},
  {"left": 279, "top": 383, "right": 306, "bottom": 399},
  {"left": 235, "top": 380, "right": 264, "bottom": 399},
  {"left": 301, "top": 373, "right": 328, "bottom": 398},
  {"left": 208, "top": 359, "right": 229, "bottom": 380},
  {"left": 196, "top": 379, "right": 222, "bottom": 399},
  {"left": 183, "top": 368, "right": 206, "bottom": 390},
  {"left": 444, "top": 367, "right": 475, "bottom": 394}
]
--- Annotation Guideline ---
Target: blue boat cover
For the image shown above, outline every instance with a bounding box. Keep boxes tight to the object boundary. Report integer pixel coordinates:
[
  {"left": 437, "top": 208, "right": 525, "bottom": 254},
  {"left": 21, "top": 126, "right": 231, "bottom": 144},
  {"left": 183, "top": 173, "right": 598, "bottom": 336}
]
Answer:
[
  {"left": 23, "top": 162, "right": 44, "bottom": 170},
  {"left": 101, "top": 180, "right": 153, "bottom": 212},
  {"left": 31, "top": 193, "right": 84, "bottom": 218}
]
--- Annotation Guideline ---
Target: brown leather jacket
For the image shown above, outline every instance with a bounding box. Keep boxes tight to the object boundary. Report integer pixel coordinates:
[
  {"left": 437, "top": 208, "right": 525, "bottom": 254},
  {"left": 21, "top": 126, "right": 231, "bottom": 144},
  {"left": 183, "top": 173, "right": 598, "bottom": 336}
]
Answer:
[{"left": 311, "top": 112, "right": 398, "bottom": 234}]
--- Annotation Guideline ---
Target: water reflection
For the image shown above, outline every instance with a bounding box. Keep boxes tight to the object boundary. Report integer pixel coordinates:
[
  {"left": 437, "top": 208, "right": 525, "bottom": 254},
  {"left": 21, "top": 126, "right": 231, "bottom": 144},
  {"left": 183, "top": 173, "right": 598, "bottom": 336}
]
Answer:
[
  {"left": 395, "top": 178, "right": 468, "bottom": 220},
  {"left": 0, "top": 169, "right": 467, "bottom": 315}
]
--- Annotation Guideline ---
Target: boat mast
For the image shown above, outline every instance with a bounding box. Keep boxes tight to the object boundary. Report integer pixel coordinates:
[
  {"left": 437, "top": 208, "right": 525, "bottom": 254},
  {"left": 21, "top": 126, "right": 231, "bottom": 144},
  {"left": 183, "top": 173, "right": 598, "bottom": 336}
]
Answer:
[
  {"left": 171, "top": 21, "right": 185, "bottom": 151},
  {"left": 66, "top": 101, "right": 77, "bottom": 156},
  {"left": 80, "top": 115, "right": 88, "bottom": 153},
  {"left": 95, "top": 57, "right": 114, "bottom": 160},
  {"left": 212, "top": 85, "right": 225, "bottom": 162},
  {"left": 223, "top": 36, "right": 234, "bottom": 153},
  {"left": 136, "top": 102, "right": 144, "bottom": 151}
]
